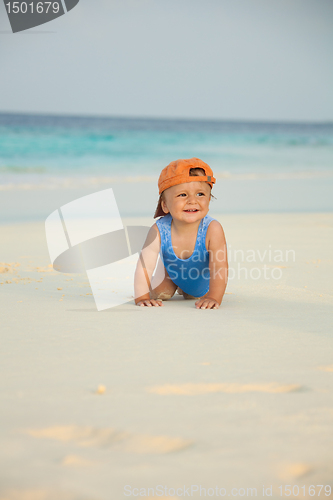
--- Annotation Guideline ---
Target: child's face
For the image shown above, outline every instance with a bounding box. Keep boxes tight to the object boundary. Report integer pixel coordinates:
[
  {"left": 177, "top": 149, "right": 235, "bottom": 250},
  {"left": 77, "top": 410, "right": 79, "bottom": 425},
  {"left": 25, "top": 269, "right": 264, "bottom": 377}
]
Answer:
[{"left": 161, "top": 181, "right": 211, "bottom": 223}]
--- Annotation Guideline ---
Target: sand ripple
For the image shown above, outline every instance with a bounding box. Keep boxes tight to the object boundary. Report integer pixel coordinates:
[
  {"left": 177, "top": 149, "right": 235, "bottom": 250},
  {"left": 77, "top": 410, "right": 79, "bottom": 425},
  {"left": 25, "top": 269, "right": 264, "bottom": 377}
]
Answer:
[
  {"left": 0, "top": 490, "right": 93, "bottom": 500},
  {"left": 318, "top": 365, "right": 333, "bottom": 372},
  {"left": 148, "top": 382, "right": 302, "bottom": 395},
  {"left": 276, "top": 462, "right": 312, "bottom": 480},
  {"left": 26, "top": 426, "right": 192, "bottom": 454}
]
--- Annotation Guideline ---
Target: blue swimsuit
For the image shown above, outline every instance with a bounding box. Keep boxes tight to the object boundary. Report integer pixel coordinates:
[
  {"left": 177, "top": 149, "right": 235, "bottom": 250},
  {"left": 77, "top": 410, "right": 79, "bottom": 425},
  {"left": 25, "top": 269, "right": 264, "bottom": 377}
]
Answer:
[{"left": 156, "top": 213, "right": 216, "bottom": 298}]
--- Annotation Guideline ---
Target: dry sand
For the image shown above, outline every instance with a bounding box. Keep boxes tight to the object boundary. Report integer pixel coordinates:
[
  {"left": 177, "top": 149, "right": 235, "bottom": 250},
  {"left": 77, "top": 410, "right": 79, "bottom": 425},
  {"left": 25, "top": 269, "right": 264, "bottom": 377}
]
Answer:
[{"left": 1, "top": 212, "right": 333, "bottom": 499}]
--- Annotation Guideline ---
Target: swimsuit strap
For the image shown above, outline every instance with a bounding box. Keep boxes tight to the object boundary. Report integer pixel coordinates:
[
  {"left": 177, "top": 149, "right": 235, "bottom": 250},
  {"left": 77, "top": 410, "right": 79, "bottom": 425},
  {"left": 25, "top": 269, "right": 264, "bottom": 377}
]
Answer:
[
  {"left": 156, "top": 213, "right": 172, "bottom": 254},
  {"left": 197, "top": 214, "right": 215, "bottom": 254}
]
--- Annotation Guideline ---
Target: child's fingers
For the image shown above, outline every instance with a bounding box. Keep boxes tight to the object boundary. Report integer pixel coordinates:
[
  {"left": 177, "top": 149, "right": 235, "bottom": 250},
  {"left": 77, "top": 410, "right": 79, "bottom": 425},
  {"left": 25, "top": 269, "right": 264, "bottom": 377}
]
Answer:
[
  {"left": 195, "top": 299, "right": 204, "bottom": 308},
  {"left": 138, "top": 299, "right": 163, "bottom": 307},
  {"left": 196, "top": 299, "right": 219, "bottom": 310},
  {"left": 195, "top": 298, "right": 210, "bottom": 308},
  {"left": 206, "top": 300, "right": 219, "bottom": 309},
  {"left": 205, "top": 301, "right": 219, "bottom": 309},
  {"left": 151, "top": 299, "right": 163, "bottom": 307}
]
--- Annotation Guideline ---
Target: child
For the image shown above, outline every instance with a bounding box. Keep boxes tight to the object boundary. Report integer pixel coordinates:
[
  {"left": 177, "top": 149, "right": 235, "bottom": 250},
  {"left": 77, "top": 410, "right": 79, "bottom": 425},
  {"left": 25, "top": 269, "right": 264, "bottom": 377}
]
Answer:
[{"left": 134, "top": 158, "right": 228, "bottom": 309}]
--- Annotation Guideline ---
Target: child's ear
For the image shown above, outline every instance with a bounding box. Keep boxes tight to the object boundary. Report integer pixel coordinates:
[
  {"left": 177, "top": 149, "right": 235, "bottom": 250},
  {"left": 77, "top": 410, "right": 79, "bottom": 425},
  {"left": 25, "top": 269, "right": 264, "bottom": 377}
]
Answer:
[{"left": 161, "top": 198, "right": 169, "bottom": 214}]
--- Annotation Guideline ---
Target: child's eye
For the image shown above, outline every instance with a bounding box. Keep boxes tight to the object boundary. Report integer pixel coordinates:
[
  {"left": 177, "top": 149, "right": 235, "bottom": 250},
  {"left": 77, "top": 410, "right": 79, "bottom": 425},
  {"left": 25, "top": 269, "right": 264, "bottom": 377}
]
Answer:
[
  {"left": 197, "top": 192, "right": 205, "bottom": 196},
  {"left": 178, "top": 193, "right": 186, "bottom": 197}
]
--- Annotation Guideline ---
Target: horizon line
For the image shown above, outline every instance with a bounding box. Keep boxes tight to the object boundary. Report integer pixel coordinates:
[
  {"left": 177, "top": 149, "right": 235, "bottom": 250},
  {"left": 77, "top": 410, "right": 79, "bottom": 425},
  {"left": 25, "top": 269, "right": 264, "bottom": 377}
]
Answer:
[{"left": 0, "top": 110, "right": 332, "bottom": 126}]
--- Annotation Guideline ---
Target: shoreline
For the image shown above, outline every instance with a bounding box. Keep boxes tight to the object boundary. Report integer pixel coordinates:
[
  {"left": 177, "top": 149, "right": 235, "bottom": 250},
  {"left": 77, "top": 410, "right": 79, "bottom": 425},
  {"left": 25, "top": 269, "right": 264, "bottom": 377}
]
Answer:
[{"left": 1, "top": 176, "right": 333, "bottom": 224}]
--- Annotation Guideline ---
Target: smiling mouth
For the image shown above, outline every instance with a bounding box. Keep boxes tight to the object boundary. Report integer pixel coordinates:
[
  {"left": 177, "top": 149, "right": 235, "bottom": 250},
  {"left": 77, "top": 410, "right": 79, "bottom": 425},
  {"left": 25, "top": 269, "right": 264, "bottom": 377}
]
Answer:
[{"left": 184, "top": 209, "right": 198, "bottom": 212}]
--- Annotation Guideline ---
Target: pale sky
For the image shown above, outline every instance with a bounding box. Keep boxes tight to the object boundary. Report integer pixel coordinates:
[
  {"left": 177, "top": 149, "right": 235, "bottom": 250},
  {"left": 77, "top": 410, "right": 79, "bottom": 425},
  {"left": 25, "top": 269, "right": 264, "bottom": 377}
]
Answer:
[{"left": 0, "top": 0, "right": 332, "bottom": 121}]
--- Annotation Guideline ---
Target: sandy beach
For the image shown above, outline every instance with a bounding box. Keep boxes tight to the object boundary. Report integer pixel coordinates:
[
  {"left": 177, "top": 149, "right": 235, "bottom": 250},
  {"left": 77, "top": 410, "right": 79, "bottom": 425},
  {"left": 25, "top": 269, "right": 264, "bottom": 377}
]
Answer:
[
  {"left": 1, "top": 208, "right": 332, "bottom": 500},
  {"left": 1, "top": 0, "right": 333, "bottom": 494}
]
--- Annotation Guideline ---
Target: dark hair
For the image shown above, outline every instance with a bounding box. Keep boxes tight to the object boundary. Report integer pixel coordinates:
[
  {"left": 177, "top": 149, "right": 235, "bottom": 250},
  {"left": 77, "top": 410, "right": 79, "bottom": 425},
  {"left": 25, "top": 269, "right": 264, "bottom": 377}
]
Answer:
[
  {"left": 189, "top": 167, "right": 206, "bottom": 176},
  {"left": 189, "top": 167, "right": 216, "bottom": 200}
]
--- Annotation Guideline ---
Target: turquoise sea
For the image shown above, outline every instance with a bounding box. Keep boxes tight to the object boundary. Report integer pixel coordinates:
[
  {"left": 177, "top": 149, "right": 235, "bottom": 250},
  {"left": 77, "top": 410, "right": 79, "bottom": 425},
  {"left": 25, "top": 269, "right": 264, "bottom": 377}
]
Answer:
[{"left": 1, "top": 113, "right": 333, "bottom": 190}]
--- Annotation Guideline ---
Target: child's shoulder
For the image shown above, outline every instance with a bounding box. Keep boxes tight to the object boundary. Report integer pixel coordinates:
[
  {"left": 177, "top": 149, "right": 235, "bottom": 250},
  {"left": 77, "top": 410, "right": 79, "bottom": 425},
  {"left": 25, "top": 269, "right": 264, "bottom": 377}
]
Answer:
[
  {"left": 148, "top": 221, "right": 162, "bottom": 244},
  {"left": 149, "top": 221, "right": 160, "bottom": 235},
  {"left": 206, "top": 218, "right": 226, "bottom": 245},
  {"left": 141, "top": 222, "right": 161, "bottom": 252},
  {"left": 206, "top": 217, "right": 223, "bottom": 230}
]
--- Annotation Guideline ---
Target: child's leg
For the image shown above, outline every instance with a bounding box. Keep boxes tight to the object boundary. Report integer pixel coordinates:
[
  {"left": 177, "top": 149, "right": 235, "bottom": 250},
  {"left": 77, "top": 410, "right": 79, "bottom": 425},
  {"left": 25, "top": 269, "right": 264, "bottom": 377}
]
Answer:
[
  {"left": 150, "top": 259, "right": 178, "bottom": 301},
  {"left": 178, "top": 288, "right": 200, "bottom": 300},
  {"left": 183, "top": 292, "right": 200, "bottom": 300},
  {"left": 177, "top": 287, "right": 208, "bottom": 300}
]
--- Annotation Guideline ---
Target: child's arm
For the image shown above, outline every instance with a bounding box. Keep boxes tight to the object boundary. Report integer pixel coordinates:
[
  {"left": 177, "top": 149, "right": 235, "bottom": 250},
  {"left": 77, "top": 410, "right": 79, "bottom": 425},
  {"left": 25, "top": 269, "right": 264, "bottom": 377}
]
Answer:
[
  {"left": 195, "top": 221, "right": 228, "bottom": 310},
  {"left": 134, "top": 224, "right": 163, "bottom": 307}
]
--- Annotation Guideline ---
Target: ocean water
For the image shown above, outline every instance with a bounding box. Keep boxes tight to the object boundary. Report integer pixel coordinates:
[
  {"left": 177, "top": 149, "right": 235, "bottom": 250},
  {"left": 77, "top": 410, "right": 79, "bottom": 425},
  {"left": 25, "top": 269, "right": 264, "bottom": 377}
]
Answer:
[{"left": 0, "top": 113, "right": 333, "bottom": 190}]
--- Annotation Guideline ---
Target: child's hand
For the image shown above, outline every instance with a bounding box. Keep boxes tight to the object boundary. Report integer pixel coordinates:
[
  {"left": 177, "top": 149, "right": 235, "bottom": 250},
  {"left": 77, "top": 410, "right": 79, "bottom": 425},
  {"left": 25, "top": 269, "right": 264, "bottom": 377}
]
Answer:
[
  {"left": 195, "top": 297, "right": 220, "bottom": 310},
  {"left": 136, "top": 299, "right": 163, "bottom": 307}
]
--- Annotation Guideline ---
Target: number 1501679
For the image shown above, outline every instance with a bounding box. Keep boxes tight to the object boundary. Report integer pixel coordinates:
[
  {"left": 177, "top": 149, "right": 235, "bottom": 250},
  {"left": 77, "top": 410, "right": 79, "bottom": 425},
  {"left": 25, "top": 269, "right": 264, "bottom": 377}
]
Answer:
[
  {"left": 278, "top": 485, "right": 331, "bottom": 497},
  {"left": 5, "top": 2, "right": 60, "bottom": 14}
]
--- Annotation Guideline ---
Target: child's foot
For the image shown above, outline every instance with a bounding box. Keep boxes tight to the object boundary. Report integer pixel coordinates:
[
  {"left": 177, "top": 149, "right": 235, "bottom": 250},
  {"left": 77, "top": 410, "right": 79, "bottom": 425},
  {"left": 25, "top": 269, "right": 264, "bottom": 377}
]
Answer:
[
  {"left": 183, "top": 292, "right": 200, "bottom": 300},
  {"left": 177, "top": 287, "right": 199, "bottom": 300}
]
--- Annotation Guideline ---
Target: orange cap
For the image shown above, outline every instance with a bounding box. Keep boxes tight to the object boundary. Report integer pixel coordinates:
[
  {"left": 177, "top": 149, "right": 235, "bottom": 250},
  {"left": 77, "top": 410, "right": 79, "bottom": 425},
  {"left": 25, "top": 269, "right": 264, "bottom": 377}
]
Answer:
[{"left": 154, "top": 158, "right": 216, "bottom": 218}]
